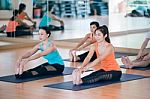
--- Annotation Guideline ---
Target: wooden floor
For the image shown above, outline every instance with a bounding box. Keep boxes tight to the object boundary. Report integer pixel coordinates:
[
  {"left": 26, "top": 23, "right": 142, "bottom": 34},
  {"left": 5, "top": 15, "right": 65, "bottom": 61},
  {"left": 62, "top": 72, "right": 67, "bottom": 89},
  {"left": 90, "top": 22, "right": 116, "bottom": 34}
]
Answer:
[
  {"left": 0, "top": 47, "right": 150, "bottom": 99},
  {"left": 0, "top": 15, "right": 150, "bottom": 99}
]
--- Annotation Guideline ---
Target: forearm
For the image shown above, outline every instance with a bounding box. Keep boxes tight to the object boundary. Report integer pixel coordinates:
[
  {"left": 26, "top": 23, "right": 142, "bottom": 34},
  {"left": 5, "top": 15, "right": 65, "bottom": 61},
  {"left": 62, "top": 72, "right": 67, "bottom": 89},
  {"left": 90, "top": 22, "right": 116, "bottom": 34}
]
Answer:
[
  {"left": 20, "top": 51, "right": 33, "bottom": 60},
  {"left": 143, "top": 53, "right": 150, "bottom": 61},
  {"left": 74, "top": 40, "right": 86, "bottom": 50},
  {"left": 77, "top": 41, "right": 92, "bottom": 51},
  {"left": 140, "top": 40, "right": 149, "bottom": 53},
  {"left": 82, "top": 58, "right": 100, "bottom": 71},
  {"left": 60, "top": 20, "right": 64, "bottom": 26},
  {"left": 80, "top": 57, "right": 92, "bottom": 69},
  {"left": 28, "top": 53, "right": 41, "bottom": 61}
]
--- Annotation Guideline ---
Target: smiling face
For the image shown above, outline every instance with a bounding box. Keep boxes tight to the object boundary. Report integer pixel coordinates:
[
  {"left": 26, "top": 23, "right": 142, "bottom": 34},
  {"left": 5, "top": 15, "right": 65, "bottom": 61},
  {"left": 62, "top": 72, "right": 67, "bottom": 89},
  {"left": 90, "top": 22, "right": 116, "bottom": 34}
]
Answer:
[
  {"left": 94, "top": 29, "right": 107, "bottom": 42},
  {"left": 90, "top": 24, "right": 97, "bottom": 33},
  {"left": 38, "top": 29, "right": 49, "bottom": 41}
]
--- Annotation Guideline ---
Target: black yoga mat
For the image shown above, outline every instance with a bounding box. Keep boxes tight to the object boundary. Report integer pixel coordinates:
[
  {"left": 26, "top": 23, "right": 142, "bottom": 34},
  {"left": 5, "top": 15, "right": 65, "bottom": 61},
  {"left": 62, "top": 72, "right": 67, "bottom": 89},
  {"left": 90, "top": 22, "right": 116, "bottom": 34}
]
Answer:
[
  {"left": 120, "top": 65, "right": 150, "bottom": 70},
  {"left": 0, "top": 67, "right": 75, "bottom": 83},
  {"left": 63, "top": 52, "right": 137, "bottom": 61},
  {"left": 44, "top": 74, "right": 149, "bottom": 91}
]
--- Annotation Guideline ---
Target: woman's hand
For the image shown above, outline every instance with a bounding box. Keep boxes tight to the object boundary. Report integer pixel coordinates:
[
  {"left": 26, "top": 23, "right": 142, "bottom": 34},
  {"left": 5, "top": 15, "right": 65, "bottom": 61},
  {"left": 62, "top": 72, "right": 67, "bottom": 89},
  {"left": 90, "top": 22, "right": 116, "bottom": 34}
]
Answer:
[
  {"left": 136, "top": 51, "right": 143, "bottom": 60},
  {"left": 69, "top": 49, "right": 77, "bottom": 62},
  {"left": 78, "top": 66, "right": 86, "bottom": 74},
  {"left": 72, "top": 68, "right": 82, "bottom": 85},
  {"left": 143, "top": 53, "right": 150, "bottom": 61},
  {"left": 16, "top": 58, "right": 22, "bottom": 74},
  {"left": 20, "top": 59, "right": 29, "bottom": 67},
  {"left": 16, "top": 57, "right": 22, "bottom": 68},
  {"left": 18, "top": 58, "right": 29, "bottom": 74}
]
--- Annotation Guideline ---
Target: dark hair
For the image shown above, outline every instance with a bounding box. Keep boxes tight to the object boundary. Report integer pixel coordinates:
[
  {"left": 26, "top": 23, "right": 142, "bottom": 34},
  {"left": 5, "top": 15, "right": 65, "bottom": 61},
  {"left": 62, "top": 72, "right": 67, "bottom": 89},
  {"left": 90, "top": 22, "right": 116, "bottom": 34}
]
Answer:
[
  {"left": 90, "top": 21, "right": 99, "bottom": 28},
  {"left": 39, "top": 27, "right": 51, "bottom": 37},
  {"left": 19, "top": 3, "right": 26, "bottom": 14},
  {"left": 95, "top": 25, "right": 111, "bottom": 43},
  {"left": 10, "top": 9, "right": 19, "bottom": 21},
  {"left": 48, "top": 1, "right": 55, "bottom": 11}
]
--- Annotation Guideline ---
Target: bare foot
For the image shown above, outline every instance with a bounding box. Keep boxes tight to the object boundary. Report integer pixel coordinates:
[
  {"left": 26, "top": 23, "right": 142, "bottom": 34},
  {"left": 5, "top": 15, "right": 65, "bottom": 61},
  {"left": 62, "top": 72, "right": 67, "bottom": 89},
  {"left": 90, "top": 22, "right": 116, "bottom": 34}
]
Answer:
[
  {"left": 121, "top": 56, "right": 130, "bottom": 68},
  {"left": 16, "top": 63, "right": 20, "bottom": 74},
  {"left": 19, "top": 62, "right": 24, "bottom": 75},
  {"left": 16, "top": 68, "right": 20, "bottom": 74},
  {"left": 75, "top": 70, "right": 82, "bottom": 85},
  {"left": 121, "top": 56, "right": 126, "bottom": 65},
  {"left": 69, "top": 51, "right": 74, "bottom": 61},
  {"left": 125, "top": 57, "right": 133, "bottom": 69},
  {"left": 72, "top": 69, "right": 78, "bottom": 85},
  {"left": 72, "top": 50, "right": 77, "bottom": 62}
]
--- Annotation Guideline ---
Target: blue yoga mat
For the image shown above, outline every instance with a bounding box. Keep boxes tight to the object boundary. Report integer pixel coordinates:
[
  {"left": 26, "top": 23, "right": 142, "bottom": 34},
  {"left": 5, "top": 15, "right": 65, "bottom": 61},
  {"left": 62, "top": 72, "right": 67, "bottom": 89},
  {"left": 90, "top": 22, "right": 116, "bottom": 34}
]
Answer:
[
  {"left": 115, "top": 52, "right": 136, "bottom": 58},
  {"left": 0, "top": 67, "right": 75, "bottom": 83},
  {"left": 44, "top": 74, "right": 149, "bottom": 91},
  {"left": 120, "top": 65, "right": 150, "bottom": 70},
  {"left": 63, "top": 52, "right": 137, "bottom": 61}
]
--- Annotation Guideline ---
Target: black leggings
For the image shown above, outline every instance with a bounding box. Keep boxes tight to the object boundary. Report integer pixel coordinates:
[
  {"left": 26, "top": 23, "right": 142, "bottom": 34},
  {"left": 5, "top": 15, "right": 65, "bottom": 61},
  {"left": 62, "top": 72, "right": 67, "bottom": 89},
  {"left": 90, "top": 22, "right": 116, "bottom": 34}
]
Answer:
[
  {"left": 16, "top": 63, "right": 64, "bottom": 79},
  {"left": 7, "top": 31, "right": 32, "bottom": 37},
  {"left": 81, "top": 69, "right": 122, "bottom": 84},
  {"left": 77, "top": 51, "right": 97, "bottom": 62},
  {"left": 7, "top": 25, "right": 32, "bottom": 37},
  {"left": 40, "top": 25, "right": 64, "bottom": 31}
]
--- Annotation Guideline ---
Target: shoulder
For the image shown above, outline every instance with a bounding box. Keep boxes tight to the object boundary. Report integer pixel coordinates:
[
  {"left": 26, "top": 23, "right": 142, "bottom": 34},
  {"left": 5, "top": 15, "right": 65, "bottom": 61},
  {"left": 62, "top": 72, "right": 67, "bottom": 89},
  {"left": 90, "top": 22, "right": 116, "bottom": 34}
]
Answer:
[
  {"left": 106, "top": 43, "right": 114, "bottom": 52},
  {"left": 36, "top": 43, "right": 41, "bottom": 48},
  {"left": 20, "top": 11, "right": 26, "bottom": 15},
  {"left": 85, "top": 33, "right": 91, "bottom": 37},
  {"left": 48, "top": 40, "right": 56, "bottom": 47},
  {"left": 23, "top": 12, "right": 27, "bottom": 15}
]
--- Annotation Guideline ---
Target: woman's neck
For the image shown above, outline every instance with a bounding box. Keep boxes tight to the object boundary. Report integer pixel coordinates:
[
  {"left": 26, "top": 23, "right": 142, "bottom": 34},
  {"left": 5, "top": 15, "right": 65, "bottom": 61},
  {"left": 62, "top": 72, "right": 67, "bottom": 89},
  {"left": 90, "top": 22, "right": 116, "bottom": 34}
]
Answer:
[
  {"left": 97, "top": 40, "right": 106, "bottom": 45},
  {"left": 43, "top": 39, "right": 49, "bottom": 45}
]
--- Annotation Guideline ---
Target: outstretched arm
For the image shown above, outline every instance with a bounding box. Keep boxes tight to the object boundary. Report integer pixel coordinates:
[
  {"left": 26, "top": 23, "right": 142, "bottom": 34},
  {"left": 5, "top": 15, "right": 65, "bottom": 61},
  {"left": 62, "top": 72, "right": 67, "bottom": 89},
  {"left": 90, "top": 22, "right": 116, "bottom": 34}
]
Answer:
[
  {"left": 18, "top": 44, "right": 39, "bottom": 61},
  {"left": 79, "top": 44, "right": 95, "bottom": 70},
  {"left": 15, "top": 18, "right": 29, "bottom": 27},
  {"left": 72, "top": 34, "right": 91, "bottom": 51},
  {"left": 77, "top": 39, "right": 96, "bottom": 51},
  {"left": 81, "top": 45, "right": 113, "bottom": 72},
  {"left": 16, "top": 44, "right": 39, "bottom": 70},
  {"left": 18, "top": 43, "right": 56, "bottom": 68},
  {"left": 24, "top": 12, "right": 36, "bottom": 24},
  {"left": 27, "top": 43, "right": 56, "bottom": 61},
  {"left": 51, "top": 14, "right": 64, "bottom": 26},
  {"left": 137, "top": 38, "right": 150, "bottom": 59}
]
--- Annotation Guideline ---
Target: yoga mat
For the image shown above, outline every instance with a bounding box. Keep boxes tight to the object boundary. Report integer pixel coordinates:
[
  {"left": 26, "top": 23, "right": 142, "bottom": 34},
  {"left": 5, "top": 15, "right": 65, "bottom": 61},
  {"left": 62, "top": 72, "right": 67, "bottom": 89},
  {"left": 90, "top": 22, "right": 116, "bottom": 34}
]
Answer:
[
  {"left": 44, "top": 74, "right": 149, "bottom": 91},
  {"left": 120, "top": 65, "right": 150, "bottom": 70},
  {"left": 115, "top": 52, "right": 136, "bottom": 58},
  {"left": 0, "top": 67, "right": 75, "bottom": 83},
  {"left": 63, "top": 52, "right": 137, "bottom": 61}
]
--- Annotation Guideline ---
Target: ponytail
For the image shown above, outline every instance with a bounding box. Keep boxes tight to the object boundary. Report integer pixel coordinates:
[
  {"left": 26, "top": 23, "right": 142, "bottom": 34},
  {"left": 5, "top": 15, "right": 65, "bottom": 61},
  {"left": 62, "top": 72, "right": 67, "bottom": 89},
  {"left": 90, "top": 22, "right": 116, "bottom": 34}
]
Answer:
[{"left": 102, "top": 25, "right": 111, "bottom": 43}]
